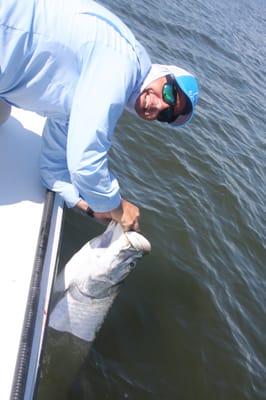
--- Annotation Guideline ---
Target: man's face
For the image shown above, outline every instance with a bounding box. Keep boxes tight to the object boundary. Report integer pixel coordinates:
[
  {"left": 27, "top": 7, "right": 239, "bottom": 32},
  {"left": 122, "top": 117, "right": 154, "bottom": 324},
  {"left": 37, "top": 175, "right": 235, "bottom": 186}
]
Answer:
[{"left": 135, "top": 76, "right": 186, "bottom": 122}]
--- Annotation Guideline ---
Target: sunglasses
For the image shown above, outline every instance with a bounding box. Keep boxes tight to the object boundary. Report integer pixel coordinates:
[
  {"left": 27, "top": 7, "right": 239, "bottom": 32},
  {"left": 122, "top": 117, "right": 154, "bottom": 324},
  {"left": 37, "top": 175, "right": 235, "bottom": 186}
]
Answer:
[{"left": 157, "top": 74, "right": 180, "bottom": 123}]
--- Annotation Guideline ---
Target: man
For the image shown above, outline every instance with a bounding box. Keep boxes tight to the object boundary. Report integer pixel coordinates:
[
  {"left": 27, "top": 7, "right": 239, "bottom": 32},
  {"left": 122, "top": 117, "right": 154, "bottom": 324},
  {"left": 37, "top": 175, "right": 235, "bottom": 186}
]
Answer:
[{"left": 0, "top": 0, "right": 199, "bottom": 231}]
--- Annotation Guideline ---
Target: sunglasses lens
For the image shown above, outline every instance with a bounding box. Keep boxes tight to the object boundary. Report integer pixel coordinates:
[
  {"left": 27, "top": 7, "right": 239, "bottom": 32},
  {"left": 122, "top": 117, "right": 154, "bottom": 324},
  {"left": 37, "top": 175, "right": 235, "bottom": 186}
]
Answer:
[
  {"left": 157, "top": 75, "right": 180, "bottom": 123},
  {"left": 163, "top": 84, "right": 176, "bottom": 106}
]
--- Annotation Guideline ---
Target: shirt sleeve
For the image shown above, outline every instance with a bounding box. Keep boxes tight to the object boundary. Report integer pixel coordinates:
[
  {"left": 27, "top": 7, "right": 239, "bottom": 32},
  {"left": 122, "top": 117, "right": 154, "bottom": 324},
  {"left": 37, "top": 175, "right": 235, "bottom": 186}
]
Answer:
[
  {"left": 66, "top": 44, "right": 136, "bottom": 212},
  {"left": 40, "top": 118, "right": 82, "bottom": 208}
]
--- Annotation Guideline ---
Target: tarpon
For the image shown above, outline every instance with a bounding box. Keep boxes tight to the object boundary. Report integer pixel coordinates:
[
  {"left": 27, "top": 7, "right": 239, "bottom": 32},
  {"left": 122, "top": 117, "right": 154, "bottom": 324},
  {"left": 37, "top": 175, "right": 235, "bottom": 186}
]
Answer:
[{"left": 48, "top": 220, "right": 151, "bottom": 343}]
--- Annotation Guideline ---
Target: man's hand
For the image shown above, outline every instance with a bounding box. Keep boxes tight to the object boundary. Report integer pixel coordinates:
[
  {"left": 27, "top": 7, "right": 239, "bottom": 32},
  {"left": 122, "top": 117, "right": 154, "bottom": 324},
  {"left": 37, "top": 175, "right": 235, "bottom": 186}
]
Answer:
[
  {"left": 110, "top": 199, "right": 140, "bottom": 232},
  {"left": 76, "top": 198, "right": 140, "bottom": 231}
]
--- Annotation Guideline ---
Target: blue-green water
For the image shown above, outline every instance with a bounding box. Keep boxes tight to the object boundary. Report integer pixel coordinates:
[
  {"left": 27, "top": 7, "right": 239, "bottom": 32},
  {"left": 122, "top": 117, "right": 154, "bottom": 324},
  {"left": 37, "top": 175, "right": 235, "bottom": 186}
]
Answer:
[{"left": 38, "top": 0, "right": 266, "bottom": 399}]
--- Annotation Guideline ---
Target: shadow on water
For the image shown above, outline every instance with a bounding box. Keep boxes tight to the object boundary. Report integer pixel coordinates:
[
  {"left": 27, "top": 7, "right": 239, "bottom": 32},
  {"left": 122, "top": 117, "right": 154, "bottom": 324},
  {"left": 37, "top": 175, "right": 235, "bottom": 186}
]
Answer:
[{"left": 37, "top": 329, "right": 94, "bottom": 400}]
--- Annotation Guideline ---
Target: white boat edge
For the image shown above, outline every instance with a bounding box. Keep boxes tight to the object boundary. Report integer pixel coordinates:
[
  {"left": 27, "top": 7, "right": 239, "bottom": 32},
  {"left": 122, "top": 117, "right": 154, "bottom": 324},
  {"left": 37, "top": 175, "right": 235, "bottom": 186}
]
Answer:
[{"left": 20, "top": 192, "right": 64, "bottom": 400}]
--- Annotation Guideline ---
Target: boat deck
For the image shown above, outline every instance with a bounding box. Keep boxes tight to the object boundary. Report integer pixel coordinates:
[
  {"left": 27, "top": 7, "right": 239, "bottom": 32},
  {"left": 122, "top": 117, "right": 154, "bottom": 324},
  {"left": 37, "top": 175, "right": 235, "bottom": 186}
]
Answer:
[{"left": 0, "top": 107, "right": 63, "bottom": 399}]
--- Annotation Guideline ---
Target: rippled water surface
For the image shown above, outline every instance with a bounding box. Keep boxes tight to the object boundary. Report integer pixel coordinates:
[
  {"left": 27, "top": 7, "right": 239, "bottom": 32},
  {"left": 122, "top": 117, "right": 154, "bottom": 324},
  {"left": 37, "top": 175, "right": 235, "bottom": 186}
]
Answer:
[{"left": 38, "top": 0, "right": 266, "bottom": 399}]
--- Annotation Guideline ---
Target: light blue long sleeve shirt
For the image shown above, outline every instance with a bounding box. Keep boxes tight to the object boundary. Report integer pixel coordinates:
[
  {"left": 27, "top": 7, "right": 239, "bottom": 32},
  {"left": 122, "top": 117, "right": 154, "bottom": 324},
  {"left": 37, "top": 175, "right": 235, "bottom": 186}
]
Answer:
[{"left": 0, "top": 0, "right": 151, "bottom": 211}]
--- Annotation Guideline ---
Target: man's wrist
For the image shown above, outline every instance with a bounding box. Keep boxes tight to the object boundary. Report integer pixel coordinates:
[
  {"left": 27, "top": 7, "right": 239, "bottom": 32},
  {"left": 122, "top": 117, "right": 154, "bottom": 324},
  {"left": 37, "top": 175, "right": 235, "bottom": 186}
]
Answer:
[{"left": 86, "top": 207, "right": 94, "bottom": 217}]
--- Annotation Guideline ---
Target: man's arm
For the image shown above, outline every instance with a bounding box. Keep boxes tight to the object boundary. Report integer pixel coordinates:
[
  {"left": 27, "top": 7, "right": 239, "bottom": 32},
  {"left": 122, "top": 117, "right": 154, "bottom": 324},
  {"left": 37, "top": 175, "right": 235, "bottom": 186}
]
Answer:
[
  {"left": 67, "top": 45, "right": 140, "bottom": 230},
  {"left": 40, "top": 110, "right": 140, "bottom": 231}
]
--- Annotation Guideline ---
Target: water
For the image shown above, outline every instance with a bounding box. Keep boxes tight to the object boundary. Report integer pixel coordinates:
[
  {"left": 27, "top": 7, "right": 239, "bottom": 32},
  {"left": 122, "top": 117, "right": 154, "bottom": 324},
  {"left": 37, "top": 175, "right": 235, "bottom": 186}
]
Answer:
[{"left": 37, "top": 0, "right": 266, "bottom": 399}]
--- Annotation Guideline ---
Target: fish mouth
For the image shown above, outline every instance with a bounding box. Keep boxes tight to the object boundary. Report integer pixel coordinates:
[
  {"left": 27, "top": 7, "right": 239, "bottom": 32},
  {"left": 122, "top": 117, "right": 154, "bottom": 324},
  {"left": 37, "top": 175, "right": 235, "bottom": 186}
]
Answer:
[{"left": 125, "top": 231, "right": 151, "bottom": 254}]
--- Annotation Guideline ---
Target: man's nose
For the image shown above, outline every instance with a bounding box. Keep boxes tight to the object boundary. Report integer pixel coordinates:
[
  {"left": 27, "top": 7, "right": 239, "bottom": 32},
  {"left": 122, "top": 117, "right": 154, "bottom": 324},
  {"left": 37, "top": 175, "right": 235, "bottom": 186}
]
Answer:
[{"left": 153, "top": 96, "right": 169, "bottom": 116}]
